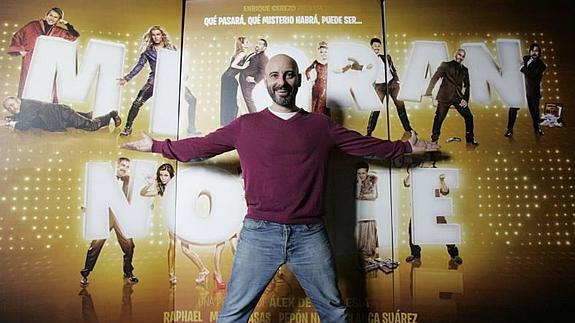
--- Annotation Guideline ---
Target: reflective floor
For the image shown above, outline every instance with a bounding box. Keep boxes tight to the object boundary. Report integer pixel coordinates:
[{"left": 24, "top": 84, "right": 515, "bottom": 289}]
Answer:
[{"left": 1, "top": 244, "right": 573, "bottom": 323}]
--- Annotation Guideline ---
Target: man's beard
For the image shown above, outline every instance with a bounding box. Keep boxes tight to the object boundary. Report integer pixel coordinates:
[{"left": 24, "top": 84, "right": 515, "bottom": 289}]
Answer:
[{"left": 267, "top": 84, "right": 297, "bottom": 107}]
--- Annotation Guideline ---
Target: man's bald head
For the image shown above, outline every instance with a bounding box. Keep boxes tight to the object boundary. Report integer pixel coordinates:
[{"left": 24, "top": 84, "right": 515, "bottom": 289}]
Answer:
[
  {"left": 265, "top": 54, "right": 301, "bottom": 110},
  {"left": 265, "top": 54, "right": 299, "bottom": 75},
  {"left": 2, "top": 96, "right": 21, "bottom": 114}
]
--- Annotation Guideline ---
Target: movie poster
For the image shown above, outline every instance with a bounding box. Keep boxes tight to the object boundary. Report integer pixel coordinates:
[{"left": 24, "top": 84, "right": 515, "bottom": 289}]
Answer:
[
  {"left": 0, "top": 1, "right": 185, "bottom": 322},
  {"left": 0, "top": 0, "right": 574, "bottom": 323}
]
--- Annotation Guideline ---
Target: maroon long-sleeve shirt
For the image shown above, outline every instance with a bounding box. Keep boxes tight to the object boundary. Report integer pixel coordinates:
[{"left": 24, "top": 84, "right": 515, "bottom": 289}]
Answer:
[{"left": 152, "top": 108, "right": 411, "bottom": 224}]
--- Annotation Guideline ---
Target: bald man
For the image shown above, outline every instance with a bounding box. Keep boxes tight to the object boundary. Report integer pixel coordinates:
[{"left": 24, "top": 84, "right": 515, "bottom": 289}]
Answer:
[{"left": 122, "top": 54, "right": 438, "bottom": 322}]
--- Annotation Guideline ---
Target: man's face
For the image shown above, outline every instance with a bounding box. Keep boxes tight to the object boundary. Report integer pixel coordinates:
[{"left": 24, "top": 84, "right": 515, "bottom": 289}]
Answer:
[
  {"left": 371, "top": 41, "right": 382, "bottom": 55},
  {"left": 265, "top": 55, "right": 300, "bottom": 107},
  {"left": 3, "top": 98, "right": 21, "bottom": 114},
  {"left": 255, "top": 40, "right": 267, "bottom": 53},
  {"left": 45, "top": 10, "right": 61, "bottom": 26},
  {"left": 151, "top": 29, "right": 163, "bottom": 45},
  {"left": 530, "top": 46, "right": 541, "bottom": 59},
  {"left": 357, "top": 168, "right": 368, "bottom": 182},
  {"left": 158, "top": 170, "right": 172, "bottom": 185},
  {"left": 454, "top": 50, "right": 466, "bottom": 63},
  {"left": 116, "top": 160, "right": 130, "bottom": 177}
]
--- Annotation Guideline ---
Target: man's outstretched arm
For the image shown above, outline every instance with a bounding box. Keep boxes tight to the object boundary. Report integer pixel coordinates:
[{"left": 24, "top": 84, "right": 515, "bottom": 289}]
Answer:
[
  {"left": 330, "top": 121, "right": 439, "bottom": 159},
  {"left": 424, "top": 63, "right": 445, "bottom": 96},
  {"left": 121, "top": 120, "right": 240, "bottom": 161}
]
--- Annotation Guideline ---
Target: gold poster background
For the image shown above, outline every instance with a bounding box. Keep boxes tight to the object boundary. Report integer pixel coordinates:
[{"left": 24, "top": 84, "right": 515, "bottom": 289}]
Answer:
[
  {"left": 0, "top": 1, "right": 184, "bottom": 322},
  {"left": 384, "top": 1, "right": 575, "bottom": 322}
]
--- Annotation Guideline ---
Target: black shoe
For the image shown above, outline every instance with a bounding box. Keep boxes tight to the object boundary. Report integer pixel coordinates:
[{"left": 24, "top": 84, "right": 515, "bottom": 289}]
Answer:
[
  {"left": 120, "top": 127, "right": 132, "bottom": 136},
  {"left": 466, "top": 140, "right": 479, "bottom": 146},
  {"left": 78, "top": 288, "right": 90, "bottom": 296},
  {"left": 405, "top": 255, "right": 420, "bottom": 262},
  {"left": 110, "top": 110, "right": 121, "bottom": 128},
  {"left": 80, "top": 275, "right": 89, "bottom": 287},
  {"left": 536, "top": 128, "right": 544, "bottom": 136},
  {"left": 451, "top": 256, "right": 463, "bottom": 265},
  {"left": 124, "top": 273, "right": 139, "bottom": 284},
  {"left": 504, "top": 129, "right": 513, "bottom": 137},
  {"left": 406, "top": 255, "right": 421, "bottom": 267}
]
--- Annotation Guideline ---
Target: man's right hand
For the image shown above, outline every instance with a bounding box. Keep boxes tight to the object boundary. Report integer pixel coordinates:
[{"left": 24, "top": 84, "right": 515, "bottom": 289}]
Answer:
[
  {"left": 407, "top": 131, "right": 440, "bottom": 154},
  {"left": 117, "top": 78, "right": 128, "bottom": 86},
  {"left": 121, "top": 133, "right": 153, "bottom": 152}
]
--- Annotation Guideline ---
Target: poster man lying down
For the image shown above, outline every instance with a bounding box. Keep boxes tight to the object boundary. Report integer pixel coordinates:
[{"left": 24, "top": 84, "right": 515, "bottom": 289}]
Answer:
[{"left": 2, "top": 96, "right": 121, "bottom": 132}]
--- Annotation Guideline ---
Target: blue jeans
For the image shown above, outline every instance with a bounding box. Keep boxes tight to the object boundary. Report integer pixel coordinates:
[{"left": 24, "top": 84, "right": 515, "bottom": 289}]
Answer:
[{"left": 218, "top": 219, "right": 348, "bottom": 322}]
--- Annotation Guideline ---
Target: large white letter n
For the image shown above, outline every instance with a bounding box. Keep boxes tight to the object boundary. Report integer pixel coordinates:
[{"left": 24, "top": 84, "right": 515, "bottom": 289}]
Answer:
[{"left": 83, "top": 160, "right": 155, "bottom": 240}]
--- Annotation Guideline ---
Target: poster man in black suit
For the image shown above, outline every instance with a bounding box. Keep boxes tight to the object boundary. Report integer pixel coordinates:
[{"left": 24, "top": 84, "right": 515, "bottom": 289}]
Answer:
[
  {"left": 425, "top": 49, "right": 478, "bottom": 145},
  {"left": 239, "top": 38, "right": 269, "bottom": 113},
  {"left": 2, "top": 96, "right": 121, "bottom": 132},
  {"left": 366, "top": 37, "right": 413, "bottom": 136},
  {"left": 80, "top": 157, "right": 139, "bottom": 286},
  {"left": 504, "top": 43, "right": 546, "bottom": 137}
]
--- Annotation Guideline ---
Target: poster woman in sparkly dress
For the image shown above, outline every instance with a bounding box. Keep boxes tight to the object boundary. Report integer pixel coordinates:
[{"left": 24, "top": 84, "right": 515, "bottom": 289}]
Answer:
[{"left": 305, "top": 41, "right": 329, "bottom": 116}]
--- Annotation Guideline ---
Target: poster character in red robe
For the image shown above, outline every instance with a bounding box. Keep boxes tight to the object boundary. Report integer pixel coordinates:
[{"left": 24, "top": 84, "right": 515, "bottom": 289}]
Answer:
[{"left": 7, "top": 7, "right": 80, "bottom": 100}]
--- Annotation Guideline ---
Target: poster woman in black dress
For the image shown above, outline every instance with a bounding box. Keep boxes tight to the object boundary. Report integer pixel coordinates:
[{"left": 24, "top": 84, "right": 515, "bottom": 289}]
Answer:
[{"left": 220, "top": 37, "right": 250, "bottom": 126}]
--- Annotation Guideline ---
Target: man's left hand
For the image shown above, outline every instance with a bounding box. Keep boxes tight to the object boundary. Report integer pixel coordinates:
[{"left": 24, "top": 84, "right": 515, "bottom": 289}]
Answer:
[
  {"left": 121, "top": 133, "right": 153, "bottom": 152},
  {"left": 460, "top": 99, "right": 468, "bottom": 108}
]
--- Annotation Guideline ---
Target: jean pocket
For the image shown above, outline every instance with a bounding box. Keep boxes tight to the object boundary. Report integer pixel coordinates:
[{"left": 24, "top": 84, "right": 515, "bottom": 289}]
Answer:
[
  {"left": 303, "top": 223, "right": 324, "bottom": 232},
  {"left": 242, "top": 218, "right": 266, "bottom": 230}
]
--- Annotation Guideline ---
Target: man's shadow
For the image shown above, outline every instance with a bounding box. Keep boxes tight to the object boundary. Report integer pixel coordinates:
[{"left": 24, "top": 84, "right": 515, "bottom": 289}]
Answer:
[
  {"left": 324, "top": 150, "right": 452, "bottom": 319},
  {"left": 324, "top": 152, "right": 370, "bottom": 318}
]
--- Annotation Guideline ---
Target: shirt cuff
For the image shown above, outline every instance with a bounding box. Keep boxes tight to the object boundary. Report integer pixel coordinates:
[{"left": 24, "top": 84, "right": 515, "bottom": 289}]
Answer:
[
  {"left": 404, "top": 140, "right": 413, "bottom": 153},
  {"left": 151, "top": 139, "right": 165, "bottom": 153}
]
